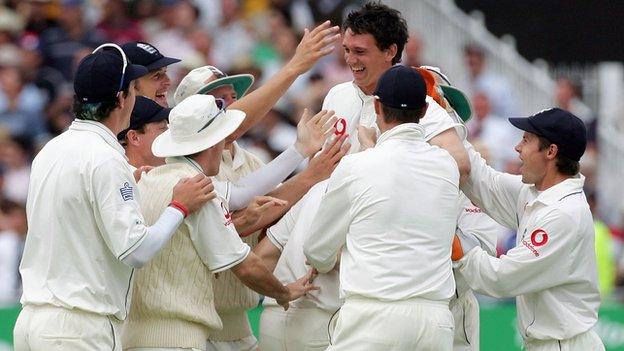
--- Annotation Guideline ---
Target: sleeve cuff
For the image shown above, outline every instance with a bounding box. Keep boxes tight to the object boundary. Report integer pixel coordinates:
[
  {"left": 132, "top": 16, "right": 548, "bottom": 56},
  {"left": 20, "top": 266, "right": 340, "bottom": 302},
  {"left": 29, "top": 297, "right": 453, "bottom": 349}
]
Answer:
[
  {"left": 210, "top": 244, "right": 251, "bottom": 273},
  {"left": 266, "top": 228, "right": 284, "bottom": 252}
]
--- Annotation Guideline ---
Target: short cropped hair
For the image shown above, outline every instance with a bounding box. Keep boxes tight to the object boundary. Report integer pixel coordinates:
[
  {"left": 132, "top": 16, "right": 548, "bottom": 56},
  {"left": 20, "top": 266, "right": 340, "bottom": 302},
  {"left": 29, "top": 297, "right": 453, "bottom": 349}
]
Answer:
[{"left": 343, "top": 2, "right": 409, "bottom": 65}]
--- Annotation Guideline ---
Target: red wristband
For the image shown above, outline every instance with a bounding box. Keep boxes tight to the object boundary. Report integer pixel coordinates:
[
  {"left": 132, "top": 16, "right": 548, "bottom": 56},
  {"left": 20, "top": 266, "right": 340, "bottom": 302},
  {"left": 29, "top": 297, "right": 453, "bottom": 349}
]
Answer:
[{"left": 169, "top": 200, "right": 189, "bottom": 218}]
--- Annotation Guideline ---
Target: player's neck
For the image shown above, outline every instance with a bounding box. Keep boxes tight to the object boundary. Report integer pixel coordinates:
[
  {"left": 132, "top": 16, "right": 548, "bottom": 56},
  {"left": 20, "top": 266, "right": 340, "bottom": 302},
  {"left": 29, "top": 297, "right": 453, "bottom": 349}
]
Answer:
[{"left": 535, "top": 169, "right": 571, "bottom": 191}]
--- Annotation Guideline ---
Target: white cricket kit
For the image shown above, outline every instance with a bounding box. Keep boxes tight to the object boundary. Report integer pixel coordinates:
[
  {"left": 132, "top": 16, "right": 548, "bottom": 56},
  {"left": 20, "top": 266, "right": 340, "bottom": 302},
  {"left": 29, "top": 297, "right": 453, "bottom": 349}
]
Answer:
[
  {"left": 123, "top": 157, "right": 250, "bottom": 350},
  {"left": 322, "top": 80, "right": 465, "bottom": 153},
  {"left": 451, "top": 194, "right": 499, "bottom": 351},
  {"left": 208, "top": 142, "right": 264, "bottom": 351},
  {"left": 20, "top": 120, "right": 148, "bottom": 317},
  {"left": 16, "top": 120, "right": 149, "bottom": 350},
  {"left": 264, "top": 180, "right": 340, "bottom": 311},
  {"left": 304, "top": 123, "right": 459, "bottom": 351},
  {"left": 304, "top": 123, "right": 459, "bottom": 299},
  {"left": 458, "top": 143, "right": 602, "bottom": 347},
  {"left": 259, "top": 180, "right": 339, "bottom": 351}
]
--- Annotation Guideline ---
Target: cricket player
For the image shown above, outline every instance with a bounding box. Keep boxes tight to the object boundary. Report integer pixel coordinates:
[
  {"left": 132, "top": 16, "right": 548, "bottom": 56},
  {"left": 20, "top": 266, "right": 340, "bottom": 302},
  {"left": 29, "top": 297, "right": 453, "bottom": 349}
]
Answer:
[
  {"left": 13, "top": 45, "right": 213, "bottom": 350},
  {"left": 304, "top": 65, "right": 460, "bottom": 350},
  {"left": 417, "top": 66, "right": 502, "bottom": 351},
  {"left": 322, "top": 2, "right": 470, "bottom": 182},
  {"left": 123, "top": 95, "right": 319, "bottom": 351},
  {"left": 452, "top": 108, "right": 605, "bottom": 350},
  {"left": 174, "top": 65, "right": 346, "bottom": 351},
  {"left": 122, "top": 41, "right": 180, "bottom": 107}
]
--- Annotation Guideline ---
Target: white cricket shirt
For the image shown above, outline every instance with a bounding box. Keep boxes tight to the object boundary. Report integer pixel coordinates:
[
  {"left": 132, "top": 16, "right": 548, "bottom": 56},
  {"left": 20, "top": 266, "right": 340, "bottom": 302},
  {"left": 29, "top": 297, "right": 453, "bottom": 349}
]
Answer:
[
  {"left": 304, "top": 123, "right": 460, "bottom": 301},
  {"left": 21, "top": 120, "right": 149, "bottom": 320},
  {"left": 322, "top": 80, "right": 466, "bottom": 153},
  {"left": 458, "top": 143, "right": 600, "bottom": 341},
  {"left": 453, "top": 193, "right": 500, "bottom": 296},
  {"left": 264, "top": 180, "right": 341, "bottom": 312}
]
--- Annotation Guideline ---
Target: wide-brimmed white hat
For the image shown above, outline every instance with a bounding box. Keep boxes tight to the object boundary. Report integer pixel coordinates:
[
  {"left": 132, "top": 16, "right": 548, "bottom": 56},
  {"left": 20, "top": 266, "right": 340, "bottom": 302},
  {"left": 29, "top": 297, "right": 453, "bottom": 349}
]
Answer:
[
  {"left": 173, "top": 65, "right": 254, "bottom": 106},
  {"left": 152, "top": 95, "right": 246, "bottom": 157}
]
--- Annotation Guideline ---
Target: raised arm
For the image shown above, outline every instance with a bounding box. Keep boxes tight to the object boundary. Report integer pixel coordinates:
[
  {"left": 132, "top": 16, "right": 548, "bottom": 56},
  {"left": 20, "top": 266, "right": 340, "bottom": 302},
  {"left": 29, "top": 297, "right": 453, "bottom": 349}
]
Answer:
[{"left": 226, "top": 21, "right": 341, "bottom": 142}]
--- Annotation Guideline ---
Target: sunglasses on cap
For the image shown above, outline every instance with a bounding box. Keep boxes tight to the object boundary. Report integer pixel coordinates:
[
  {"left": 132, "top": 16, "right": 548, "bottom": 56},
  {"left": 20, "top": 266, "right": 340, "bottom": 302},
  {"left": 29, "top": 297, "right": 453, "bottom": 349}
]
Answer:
[
  {"left": 197, "top": 98, "right": 226, "bottom": 133},
  {"left": 92, "top": 43, "right": 128, "bottom": 98}
]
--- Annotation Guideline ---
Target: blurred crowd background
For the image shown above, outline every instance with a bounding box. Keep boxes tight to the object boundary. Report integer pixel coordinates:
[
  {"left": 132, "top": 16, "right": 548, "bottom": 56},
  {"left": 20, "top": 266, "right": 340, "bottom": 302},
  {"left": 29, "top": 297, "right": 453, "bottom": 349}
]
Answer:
[{"left": 0, "top": 0, "right": 622, "bottom": 309}]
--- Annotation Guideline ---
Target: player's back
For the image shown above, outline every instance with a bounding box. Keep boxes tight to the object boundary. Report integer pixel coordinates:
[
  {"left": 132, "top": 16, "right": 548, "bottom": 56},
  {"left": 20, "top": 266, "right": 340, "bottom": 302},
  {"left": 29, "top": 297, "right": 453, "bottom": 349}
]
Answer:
[{"left": 336, "top": 123, "right": 460, "bottom": 301}]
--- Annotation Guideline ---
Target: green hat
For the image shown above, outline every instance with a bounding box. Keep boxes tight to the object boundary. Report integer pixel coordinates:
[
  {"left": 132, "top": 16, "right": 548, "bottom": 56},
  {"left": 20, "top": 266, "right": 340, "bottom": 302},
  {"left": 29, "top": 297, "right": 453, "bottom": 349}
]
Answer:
[
  {"left": 174, "top": 65, "right": 254, "bottom": 105},
  {"left": 439, "top": 84, "right": 472, "bottom": 122}
]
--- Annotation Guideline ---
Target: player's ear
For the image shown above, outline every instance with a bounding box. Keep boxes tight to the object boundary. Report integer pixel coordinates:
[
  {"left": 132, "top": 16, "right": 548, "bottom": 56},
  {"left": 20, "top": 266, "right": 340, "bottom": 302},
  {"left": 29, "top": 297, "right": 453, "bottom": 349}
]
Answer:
[
  {"left": 385, "top": 43, "right": 398, "bottom": 63},
  {"left": 117, "top": 93, "right": 125, "bottom": 110},
  {"left": 546, "top": 144, "right": 558, "bottom": 160}
]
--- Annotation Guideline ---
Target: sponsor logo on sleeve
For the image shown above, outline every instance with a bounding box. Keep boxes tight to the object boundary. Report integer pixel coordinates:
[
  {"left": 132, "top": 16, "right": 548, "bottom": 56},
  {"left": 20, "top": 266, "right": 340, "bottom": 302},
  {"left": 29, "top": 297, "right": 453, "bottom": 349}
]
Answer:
[
  {"left": 221, "top": 201, "right": 233, "bottom": 226},
  {"left": 521, "top": 228, "right": 549, "bottom": 257},
  {"left": 119, "top": 182, "right": 134, "bottom": 201}
]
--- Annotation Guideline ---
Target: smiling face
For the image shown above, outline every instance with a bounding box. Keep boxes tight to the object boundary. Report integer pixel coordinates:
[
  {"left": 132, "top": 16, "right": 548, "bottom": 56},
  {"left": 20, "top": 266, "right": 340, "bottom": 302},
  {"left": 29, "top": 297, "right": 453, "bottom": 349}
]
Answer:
[
  {"left": 136, "top": 67, "right": 171, "bottom": 107},
  {"left": 515, "top": 131, "right": 550, "bottom": 185},
  {"left": 342, "top": 28, "right": 395, "bottom": 95}
]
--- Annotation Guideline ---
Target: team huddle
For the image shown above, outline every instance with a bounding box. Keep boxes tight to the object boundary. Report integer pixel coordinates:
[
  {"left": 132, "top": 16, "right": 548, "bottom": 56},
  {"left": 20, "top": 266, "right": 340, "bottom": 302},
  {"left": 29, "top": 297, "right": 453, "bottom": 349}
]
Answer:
[{"left": 13, "top": 2, "right": 604, "bottom": 351}]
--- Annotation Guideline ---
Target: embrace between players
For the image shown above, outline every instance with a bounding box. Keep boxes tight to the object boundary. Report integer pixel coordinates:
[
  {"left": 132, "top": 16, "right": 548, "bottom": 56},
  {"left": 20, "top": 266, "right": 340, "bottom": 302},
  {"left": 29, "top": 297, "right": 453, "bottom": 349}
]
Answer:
[{"left": 14, "top": 2, "right": 603, "bottom": 351}]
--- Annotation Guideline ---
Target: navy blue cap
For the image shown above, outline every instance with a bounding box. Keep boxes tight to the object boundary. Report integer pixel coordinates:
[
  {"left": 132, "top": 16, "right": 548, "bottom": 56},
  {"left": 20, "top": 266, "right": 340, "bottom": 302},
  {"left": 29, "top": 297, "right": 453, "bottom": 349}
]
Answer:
[
  {"left": 121, "top": 42, "right": 180, "bottom": 71},
  {"left": 509, "top": 108, "right": 587, "bottom": 162},
  {"left": 374, "top": 65, "right": 426, "bottom": 110},
  {"left": 74, "top": 49, "right": 148, "bottom": 103},
  {"left": 118, "top": 96, "right": 171, "bottom": 140}
]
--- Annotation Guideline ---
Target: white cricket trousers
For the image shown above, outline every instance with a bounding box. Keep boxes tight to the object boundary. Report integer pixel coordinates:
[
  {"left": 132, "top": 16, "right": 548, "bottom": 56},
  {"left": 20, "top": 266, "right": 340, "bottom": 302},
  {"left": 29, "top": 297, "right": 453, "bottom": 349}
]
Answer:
[
  {"left": 259, "top": 306, "right": 334, "bottom": 351},
  {"left": 450, "top": 291, "right": 479, "bottom": 351},
  {"left": 14, "top": 304, "right": 122, "bottom": 351},
  {"left": 206, "top": 335, "right": 258, "bottom": 351},
  {"left": 326, "top": 296, "right": 454, "bottom": 351},
  {"left": 524, "top": 329, "right": 605, "bottom": 351}
]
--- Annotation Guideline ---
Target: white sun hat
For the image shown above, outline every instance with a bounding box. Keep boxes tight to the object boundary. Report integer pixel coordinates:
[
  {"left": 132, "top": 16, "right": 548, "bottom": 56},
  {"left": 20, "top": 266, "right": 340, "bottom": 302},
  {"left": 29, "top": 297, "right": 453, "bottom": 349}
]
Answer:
[
  {"left": 173, "top": 65, "right": 254, "bottom": 106},
  {"left": 152, "top": 94, "right": 246, "bottom": 157}
]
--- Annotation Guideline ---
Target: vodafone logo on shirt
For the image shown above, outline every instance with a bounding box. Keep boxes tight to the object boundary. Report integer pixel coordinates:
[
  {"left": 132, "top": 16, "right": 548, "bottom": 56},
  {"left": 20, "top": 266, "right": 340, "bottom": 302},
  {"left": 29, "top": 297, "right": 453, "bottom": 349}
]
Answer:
[
  {"left": 521, "top": 228, "right": 549, "bottom": 257},
  {"left": 530, "top": 229, "right": 549, "bottom": 247},
  {"left": 334, "top": 118, "right": 347, "bottom": 136}
]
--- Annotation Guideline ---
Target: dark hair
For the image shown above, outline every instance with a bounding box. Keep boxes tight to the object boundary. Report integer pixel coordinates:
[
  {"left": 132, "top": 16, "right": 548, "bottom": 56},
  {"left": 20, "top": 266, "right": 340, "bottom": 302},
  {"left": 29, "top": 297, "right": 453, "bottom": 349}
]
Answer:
[
  {"left": 343, "top": 1, "right": 408, "bottom": 65},
  {"left": 537, "top": 136, "right": 579, "bottom": 176},
  {"left": 381, "top": 103, "right": 426, "bottom": 124},
  {"left": 72, "top": 87, "right": 130, "bottom": 122}
]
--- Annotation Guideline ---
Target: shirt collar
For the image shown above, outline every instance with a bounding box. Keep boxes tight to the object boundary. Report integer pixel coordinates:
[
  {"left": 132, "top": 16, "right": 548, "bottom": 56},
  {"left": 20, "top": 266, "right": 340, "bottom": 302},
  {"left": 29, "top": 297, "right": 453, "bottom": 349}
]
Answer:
[
  {"left": 166, "top": 156, "right": 205, "bottom": 174},
  {"left": 529, "top": 174, "right": 586, "bottom": 206},
  {"left": 69, "top": 120, "right": 127, "bottom": 159},
  {"left": 352, "top": 81, "right": 375, "bottom": 102},
  {"left": 221, "top": 141, "right": 245, "bottom": 171},
  {"left": 376, "top": 123, "right": 425, "bottom": 146}
]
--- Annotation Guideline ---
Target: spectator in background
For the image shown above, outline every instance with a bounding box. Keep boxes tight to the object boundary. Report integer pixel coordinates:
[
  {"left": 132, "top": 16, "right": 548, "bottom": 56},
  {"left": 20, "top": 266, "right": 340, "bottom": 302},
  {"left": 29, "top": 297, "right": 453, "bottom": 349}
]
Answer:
[
  {"left": 556, "top": 77, "right": 596, "bottom": 144},
  {"left": 211, "top": 0, "right": 256, "bottom": 71},
  {"left": 146, "top": 0, "right": 196, "bottom": 77},
  {"left": 466, "top": 92, "right": 519, "bottom": 171},
  {"left": 96, "top": 0, "right": 144, "bottom": 44},
  {"left": 0, "top": 137, "right": 31, "bottom": 205},
  {"left": 461, "top": 43, "right": 516, "bottom": 118},
  {"left": 19, "top": 0, "right": 59, "bottom": 34},
  {"left": 403, "top": 31, "right": 424, "bottom": 67},
  {"left": 18, "top": 33, "right": 65, "bottom": 103},
  {"left": 39, "top": 0, "right": 105, "bottom": 81},
  {"left": 0, "top": 63, "right": 48, "bottom": 145},
  {"left": 587, "top": 190, "right": 616, "bottom": 299},
  {"left": 0, "top": 200, "right": 27, "bottom": 306}
]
